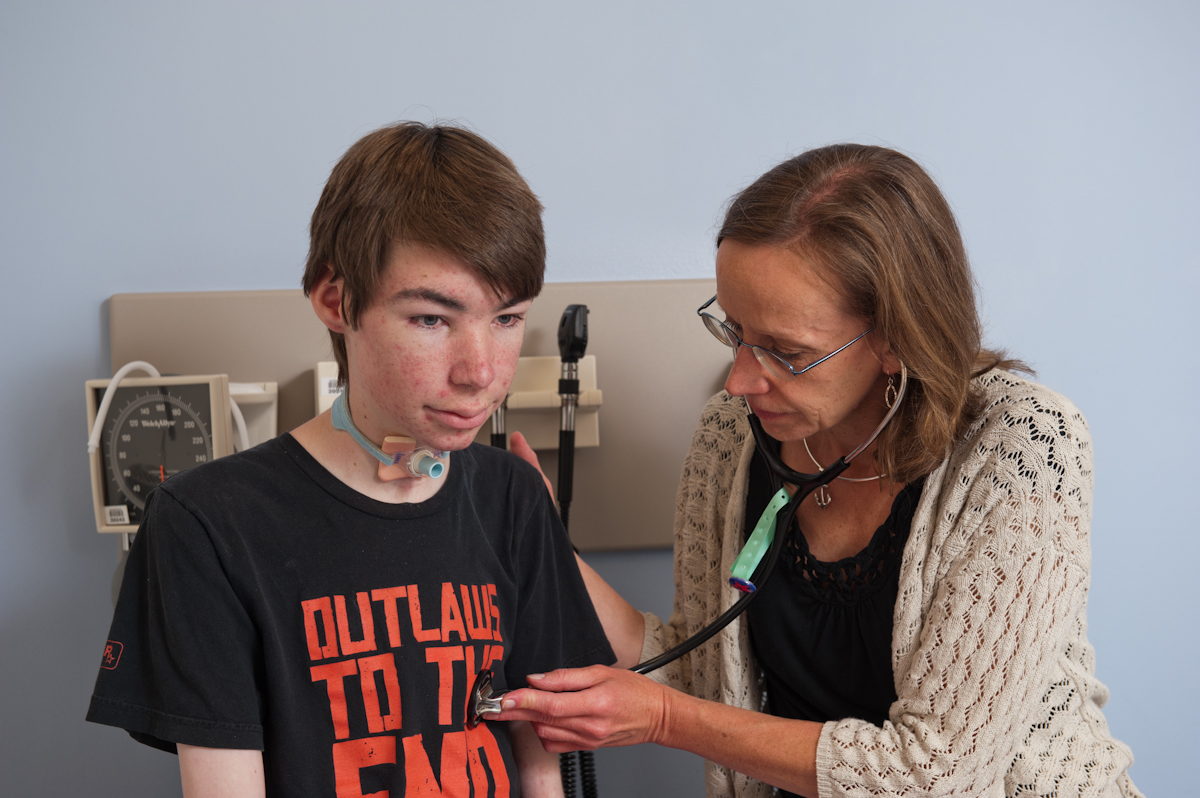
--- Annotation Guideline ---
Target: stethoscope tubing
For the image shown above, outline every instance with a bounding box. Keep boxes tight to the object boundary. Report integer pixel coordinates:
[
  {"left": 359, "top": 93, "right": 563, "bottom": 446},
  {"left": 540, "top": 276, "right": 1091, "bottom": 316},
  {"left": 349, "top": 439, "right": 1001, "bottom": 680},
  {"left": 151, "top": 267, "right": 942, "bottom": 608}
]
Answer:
[
  {"left": 630, "top": 364, "right": 908, "bottom": 677},
  {"left": 630, "top": 453, "right": 846, "bottom": 675},
  {"left": 468, "top": 368, "right": 910, "bottom": 723}
]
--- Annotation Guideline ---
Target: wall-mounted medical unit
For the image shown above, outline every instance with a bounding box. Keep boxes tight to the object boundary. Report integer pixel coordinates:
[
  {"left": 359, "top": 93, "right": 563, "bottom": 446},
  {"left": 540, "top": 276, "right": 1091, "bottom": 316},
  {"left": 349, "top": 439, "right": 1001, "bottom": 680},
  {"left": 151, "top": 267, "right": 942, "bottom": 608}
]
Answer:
[{"left": 97, "top": 280, "right": 724, "bottom": 551}]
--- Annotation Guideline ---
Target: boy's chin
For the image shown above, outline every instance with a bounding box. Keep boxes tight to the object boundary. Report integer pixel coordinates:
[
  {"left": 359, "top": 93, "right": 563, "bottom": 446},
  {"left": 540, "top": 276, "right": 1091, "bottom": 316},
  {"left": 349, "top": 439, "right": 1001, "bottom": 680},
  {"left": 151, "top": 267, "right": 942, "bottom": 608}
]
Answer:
[{"left": 427, "top": 426, "right": 485, "bottom": 452}]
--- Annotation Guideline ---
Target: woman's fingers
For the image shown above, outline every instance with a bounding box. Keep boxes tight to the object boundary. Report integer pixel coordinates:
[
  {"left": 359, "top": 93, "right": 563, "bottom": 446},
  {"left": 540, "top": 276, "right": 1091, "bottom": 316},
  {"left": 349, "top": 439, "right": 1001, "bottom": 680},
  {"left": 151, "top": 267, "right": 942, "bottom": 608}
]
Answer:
[
  {"left": 524, "top": 665, "right": 609, "bottom": 692},
  {"left": 529, "top": 722, "right": 597, "bottom": 753},
  {"left": 491, "top": 666, "right": 669, "bottom": 750},
  {"left": 495, "top": 665, "right": 612, "bottom": 721},
  {"left": 510, "top": 431, "right": 555, "bottom": 499}
]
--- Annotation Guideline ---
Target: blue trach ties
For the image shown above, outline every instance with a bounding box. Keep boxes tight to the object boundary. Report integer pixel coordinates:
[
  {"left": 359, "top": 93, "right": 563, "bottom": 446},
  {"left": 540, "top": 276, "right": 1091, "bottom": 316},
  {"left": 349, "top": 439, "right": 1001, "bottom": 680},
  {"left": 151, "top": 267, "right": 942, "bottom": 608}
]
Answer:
[
  {"left": 729, "top": 487, "right": 790, "bottom": 593},
  {"left": 331, "top": 391, "right": 393, "bottom": 466}
]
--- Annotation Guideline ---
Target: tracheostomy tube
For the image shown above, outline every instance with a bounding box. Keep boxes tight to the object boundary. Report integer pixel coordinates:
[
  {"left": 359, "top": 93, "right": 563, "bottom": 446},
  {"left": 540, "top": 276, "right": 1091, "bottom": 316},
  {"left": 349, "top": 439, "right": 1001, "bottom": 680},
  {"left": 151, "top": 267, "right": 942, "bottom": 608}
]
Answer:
[{"left": 391, "top": 447, "right": 446, "bottom": 479}]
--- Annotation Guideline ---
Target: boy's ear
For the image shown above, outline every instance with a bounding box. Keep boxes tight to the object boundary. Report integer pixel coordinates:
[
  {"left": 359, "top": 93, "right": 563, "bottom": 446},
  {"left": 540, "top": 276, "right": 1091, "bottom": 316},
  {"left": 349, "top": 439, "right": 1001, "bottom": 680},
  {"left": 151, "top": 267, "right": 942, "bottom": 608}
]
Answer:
[{"left": 310, "top": 265, "right": 349, "bottom": 334}]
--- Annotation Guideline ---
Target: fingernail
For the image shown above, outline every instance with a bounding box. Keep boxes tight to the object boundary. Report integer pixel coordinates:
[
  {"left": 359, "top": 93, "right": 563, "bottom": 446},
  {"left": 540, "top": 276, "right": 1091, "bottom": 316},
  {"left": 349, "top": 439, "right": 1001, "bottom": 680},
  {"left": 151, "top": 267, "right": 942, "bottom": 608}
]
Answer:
[
  {"left": 527, "top": 673, "right": 545, "bottom": 680},
  {"left": 501, "top": 699, "right": 516, "bottom": 710}
]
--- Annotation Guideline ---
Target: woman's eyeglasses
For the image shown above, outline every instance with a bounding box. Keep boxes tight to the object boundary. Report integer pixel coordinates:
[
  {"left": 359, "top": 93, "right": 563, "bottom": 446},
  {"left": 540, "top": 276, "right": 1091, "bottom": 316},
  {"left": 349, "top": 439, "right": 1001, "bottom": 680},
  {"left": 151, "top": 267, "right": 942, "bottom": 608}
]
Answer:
[{"left": 697, "top": 295, "right": 874, "bottom": 380}]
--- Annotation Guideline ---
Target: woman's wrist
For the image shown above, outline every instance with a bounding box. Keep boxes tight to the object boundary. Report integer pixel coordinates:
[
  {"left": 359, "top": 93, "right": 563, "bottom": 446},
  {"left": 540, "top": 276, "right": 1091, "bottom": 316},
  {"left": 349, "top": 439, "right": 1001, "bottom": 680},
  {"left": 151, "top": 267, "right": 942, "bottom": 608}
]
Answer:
[{"left": 656, "top": 690, "right": 822, "bottom": 797}]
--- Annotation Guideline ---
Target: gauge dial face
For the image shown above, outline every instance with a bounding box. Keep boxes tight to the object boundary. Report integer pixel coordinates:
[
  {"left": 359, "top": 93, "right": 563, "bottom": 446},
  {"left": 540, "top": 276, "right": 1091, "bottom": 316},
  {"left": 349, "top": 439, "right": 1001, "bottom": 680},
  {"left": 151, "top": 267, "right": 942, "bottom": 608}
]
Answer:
[{"left": 96, "top": 383, "right": 214, "bottom": 525}]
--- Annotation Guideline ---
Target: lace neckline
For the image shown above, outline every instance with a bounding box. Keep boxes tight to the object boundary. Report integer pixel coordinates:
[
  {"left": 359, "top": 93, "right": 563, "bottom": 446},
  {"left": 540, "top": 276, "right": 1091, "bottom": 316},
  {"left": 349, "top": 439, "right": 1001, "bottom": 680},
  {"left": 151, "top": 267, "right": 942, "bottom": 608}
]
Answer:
[
  {"left": 747, "top": 446, "right": 923, "bottom": 605},
  {"left": 781, "top": 478, "right": 921, "bottom": 604}
]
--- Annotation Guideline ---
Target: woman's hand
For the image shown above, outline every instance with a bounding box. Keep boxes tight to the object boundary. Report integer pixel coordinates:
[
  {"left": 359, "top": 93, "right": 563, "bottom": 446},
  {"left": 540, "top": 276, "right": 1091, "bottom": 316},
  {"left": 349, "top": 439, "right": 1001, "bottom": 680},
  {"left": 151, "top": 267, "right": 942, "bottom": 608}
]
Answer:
[
  {"left": 497, "top": 665, "right": 823, "bottom": 796},
  {"left": 510, "top": 431, "right": 554, "bottom": 500},
  {"left": 492, "top": 666, "right": 671, "bottom": 753}
]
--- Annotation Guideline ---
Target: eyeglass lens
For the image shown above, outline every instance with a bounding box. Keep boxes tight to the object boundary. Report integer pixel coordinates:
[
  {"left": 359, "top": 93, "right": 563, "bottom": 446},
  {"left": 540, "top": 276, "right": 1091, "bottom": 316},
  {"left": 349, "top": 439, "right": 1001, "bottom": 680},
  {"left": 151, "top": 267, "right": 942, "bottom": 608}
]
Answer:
[{"left": 701, "top": 313, "right": 793, "bottom": 379}]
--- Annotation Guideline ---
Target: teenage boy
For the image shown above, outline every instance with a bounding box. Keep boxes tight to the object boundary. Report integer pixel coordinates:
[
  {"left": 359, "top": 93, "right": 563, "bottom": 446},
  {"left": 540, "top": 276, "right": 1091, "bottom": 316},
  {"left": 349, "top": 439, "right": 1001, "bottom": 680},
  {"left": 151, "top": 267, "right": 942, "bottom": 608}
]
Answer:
[{"left": 87, "top": 122, "right": 615, "bottom": 797}]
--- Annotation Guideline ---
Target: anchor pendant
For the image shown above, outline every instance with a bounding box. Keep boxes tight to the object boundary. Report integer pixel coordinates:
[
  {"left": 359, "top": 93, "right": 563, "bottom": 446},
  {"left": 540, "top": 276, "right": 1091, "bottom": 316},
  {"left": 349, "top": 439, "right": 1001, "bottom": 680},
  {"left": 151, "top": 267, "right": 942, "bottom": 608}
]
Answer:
[{"left": 814, "top": 485, "right": 832, "bottom": 508}]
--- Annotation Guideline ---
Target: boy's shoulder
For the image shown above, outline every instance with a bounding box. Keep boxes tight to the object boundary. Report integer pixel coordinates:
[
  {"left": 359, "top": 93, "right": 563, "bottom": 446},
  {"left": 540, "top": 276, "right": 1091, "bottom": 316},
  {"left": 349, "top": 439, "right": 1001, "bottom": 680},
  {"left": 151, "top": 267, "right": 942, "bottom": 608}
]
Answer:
[
  {"left": 154, "top": 435, "right": 551, "bottom": 523},
  {"left": 448, "top": 442, "right": 555, "bottom": 511},
  {"left": 456, "top": 441, "right": 541, "bottom": 482},
  {"left": 158, "top": 434, "right": 301, "bottom": 502}
]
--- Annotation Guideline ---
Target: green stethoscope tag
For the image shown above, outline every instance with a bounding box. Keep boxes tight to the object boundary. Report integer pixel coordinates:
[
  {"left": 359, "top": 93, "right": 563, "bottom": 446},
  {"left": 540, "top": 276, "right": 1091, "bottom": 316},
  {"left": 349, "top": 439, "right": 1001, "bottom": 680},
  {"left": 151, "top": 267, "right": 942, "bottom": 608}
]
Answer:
[{"left": 729, "top": 487, "right": 790, "bottom": 593}]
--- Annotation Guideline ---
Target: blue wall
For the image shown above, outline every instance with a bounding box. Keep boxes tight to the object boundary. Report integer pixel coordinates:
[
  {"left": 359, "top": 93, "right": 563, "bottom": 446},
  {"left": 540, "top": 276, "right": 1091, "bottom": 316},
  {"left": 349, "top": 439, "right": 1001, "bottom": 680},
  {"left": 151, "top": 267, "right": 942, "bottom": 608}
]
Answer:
[{"left": 1, "top": 1, "right": 1194, "bottom": 794}]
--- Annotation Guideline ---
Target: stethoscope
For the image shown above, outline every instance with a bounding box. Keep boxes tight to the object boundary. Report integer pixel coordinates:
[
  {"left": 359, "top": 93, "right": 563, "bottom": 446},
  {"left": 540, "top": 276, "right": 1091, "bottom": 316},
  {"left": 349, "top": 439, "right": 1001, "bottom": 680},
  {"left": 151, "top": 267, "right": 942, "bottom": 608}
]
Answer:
[{"left": 468, "top": 364, "right": 909, "bottom": 723}]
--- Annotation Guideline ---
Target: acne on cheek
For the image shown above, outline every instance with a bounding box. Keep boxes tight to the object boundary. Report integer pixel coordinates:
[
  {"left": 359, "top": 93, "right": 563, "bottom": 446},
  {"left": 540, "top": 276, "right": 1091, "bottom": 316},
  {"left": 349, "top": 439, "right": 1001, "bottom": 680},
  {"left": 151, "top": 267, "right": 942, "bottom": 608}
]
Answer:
[{"left": 495, "top": 347, "right": 522, "bottom": 387}]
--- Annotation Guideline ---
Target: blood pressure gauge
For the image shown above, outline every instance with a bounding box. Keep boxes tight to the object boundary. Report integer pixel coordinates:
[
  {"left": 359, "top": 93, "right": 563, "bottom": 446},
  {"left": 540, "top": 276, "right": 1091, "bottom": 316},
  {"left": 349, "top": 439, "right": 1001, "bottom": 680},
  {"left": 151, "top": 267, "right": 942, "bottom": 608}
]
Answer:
[{"left": 86, "top": 375, "right": 233, "bottom": 534}]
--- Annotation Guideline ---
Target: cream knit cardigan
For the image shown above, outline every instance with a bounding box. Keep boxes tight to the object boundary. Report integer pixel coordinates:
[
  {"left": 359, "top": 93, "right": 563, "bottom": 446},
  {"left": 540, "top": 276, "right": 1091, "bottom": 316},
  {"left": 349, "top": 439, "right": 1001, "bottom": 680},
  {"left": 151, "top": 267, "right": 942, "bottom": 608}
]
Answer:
[{"left": 640, "top": 371, "right": 1141, "bottom": 798}]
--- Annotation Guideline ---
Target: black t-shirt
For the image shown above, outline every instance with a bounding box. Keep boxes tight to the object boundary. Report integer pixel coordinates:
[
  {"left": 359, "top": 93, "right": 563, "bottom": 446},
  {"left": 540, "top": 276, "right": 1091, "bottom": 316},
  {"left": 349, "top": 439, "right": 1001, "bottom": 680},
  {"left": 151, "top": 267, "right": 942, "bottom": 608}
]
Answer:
[
  {"left": 744, "top": 448, "right": 923, "bottom": 731},
  {"left": 87, "top": 435, "right": 614, "bottom": 797}
]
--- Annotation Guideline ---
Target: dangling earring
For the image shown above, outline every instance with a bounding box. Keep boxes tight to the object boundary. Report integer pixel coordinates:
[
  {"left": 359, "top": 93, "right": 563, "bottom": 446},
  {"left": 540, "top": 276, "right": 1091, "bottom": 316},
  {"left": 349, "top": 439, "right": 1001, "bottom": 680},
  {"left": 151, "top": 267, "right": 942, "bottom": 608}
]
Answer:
[{"left": 885, "top": 373, "right": 897, "bottom": 409}]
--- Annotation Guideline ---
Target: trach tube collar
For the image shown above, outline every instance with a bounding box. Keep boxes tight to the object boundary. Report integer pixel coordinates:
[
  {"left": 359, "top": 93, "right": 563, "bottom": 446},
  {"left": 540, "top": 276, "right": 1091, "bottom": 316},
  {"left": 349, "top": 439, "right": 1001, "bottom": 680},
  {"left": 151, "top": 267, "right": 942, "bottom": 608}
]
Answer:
[{"left": 405, "top": 450, "right": 445, "bottom": 479}]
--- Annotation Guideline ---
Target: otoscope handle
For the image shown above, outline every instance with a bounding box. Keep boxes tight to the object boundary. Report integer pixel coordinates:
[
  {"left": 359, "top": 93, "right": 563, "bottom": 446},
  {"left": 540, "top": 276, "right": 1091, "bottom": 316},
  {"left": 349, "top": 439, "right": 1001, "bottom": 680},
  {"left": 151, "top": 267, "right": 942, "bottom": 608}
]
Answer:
[
  {"left": 490, "top": 403, "right": 507, "bottom": 450},
  {"left": 557, "top": 429, "right": 575, "bottom": 507},
  {"left": 557, "top": 305, "right": 586, "bottom": 535}
]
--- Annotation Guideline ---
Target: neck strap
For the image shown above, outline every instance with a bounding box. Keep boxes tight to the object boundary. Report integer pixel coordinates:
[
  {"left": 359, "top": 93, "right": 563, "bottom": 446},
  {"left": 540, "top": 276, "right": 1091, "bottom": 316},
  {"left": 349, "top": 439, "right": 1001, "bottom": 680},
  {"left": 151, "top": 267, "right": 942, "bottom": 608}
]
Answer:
[{"left": 331, "top": 391, "right": 393, "bottom": 466}]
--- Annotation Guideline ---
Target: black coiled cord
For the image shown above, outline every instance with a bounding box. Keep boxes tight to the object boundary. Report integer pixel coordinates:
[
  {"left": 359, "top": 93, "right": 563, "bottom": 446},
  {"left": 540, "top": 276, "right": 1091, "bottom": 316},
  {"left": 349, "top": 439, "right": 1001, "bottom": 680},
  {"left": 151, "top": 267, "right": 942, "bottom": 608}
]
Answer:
[
  {"left": 579, "top": 750, "right": 598, "bottom": 798},
  {"left": 560, "top": 752, "right": 577, "bottom": 797}
]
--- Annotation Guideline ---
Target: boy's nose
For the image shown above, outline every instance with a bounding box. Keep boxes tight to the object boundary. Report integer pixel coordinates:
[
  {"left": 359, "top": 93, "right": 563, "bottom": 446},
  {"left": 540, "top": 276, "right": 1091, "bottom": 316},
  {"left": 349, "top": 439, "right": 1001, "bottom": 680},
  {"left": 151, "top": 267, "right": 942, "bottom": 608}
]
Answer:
[{"left": 451, "top": 330, "right": 496, "bottom": 389}]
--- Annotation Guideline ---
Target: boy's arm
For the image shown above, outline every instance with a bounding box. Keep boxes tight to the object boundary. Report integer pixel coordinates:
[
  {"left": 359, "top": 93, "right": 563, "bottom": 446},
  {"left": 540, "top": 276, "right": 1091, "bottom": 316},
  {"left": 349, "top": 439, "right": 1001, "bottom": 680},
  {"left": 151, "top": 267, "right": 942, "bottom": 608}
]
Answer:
[
  {"left": 178, "top": 745, "right": 265, "bottom": 798},
  {"left": 509, "top": 432, "right": 645, "bottom": 668},
  {"left": 574, "top": 554, "right": 645, "bottom": 668},
  {"left": 510, "top": 721, "right": 565, "bottom": 798}
]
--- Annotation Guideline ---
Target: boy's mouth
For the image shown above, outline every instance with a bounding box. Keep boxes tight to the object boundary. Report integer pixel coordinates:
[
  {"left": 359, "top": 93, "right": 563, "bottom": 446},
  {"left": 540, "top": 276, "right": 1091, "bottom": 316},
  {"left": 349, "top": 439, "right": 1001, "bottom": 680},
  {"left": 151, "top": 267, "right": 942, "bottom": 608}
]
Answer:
[{"left": 427, "top": 405, "right": 493, "bottom": 430}]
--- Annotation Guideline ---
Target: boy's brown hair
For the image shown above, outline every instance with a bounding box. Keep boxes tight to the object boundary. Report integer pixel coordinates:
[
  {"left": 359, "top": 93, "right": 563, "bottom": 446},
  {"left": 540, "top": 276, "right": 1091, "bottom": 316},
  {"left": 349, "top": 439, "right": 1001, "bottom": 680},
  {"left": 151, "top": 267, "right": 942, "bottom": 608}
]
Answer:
[{"left": 302, "top": 122, "right": 545, "bottom": 383}]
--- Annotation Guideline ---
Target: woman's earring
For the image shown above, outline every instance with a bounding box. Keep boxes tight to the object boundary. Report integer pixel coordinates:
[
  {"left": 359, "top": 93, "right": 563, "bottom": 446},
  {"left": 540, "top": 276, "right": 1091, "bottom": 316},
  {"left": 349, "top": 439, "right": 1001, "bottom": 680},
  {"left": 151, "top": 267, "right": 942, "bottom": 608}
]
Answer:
[{"left": 885, "top": 373, "right": 897, "bottom": 409}]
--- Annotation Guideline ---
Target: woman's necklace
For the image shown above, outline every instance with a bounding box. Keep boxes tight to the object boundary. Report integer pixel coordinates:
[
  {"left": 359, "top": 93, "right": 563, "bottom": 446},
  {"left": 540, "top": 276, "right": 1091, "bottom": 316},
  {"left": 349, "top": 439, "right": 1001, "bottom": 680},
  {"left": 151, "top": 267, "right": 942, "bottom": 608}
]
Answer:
[{"left": 802, "top": 438, "right": 882, "bottom": 508}]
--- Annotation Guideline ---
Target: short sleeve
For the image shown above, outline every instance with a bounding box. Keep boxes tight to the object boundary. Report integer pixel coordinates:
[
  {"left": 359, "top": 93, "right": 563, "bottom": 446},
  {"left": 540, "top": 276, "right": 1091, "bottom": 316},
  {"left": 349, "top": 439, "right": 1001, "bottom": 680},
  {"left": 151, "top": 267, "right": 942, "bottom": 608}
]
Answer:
[
  {"left": 503, "top": 477, "right": 615, "bottom": 684},
  {"left": 86, "top": 487, "right": 265, "bottom": 751}
]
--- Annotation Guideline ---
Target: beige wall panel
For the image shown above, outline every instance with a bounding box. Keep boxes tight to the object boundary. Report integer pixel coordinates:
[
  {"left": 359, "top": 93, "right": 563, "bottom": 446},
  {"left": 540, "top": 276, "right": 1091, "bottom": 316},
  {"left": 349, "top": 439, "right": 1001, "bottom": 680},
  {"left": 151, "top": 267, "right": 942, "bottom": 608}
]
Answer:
[{"left": 109, "top": 279, "right": 727, "bottom": 550}]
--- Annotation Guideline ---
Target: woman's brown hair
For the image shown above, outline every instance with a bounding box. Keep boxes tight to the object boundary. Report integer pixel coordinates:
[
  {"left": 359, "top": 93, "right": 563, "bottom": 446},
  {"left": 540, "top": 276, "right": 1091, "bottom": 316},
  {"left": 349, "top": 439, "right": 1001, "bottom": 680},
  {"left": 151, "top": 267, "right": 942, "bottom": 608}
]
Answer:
[{"left": 719, "top": 144, "right": 1023, "bottom": 482}]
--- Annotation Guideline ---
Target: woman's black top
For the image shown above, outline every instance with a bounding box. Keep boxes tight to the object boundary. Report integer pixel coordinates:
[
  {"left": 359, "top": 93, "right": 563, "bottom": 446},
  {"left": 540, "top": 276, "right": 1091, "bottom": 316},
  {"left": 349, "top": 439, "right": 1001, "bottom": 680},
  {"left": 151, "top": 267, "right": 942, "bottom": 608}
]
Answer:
[{"left": 744, "top": 444, "right": 924, "bottom": 737}]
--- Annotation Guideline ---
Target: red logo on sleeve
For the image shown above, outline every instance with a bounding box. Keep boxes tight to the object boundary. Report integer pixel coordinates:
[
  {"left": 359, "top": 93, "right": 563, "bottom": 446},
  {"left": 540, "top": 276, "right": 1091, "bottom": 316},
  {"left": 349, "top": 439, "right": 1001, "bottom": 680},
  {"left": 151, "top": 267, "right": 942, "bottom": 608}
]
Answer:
[{"left": 101, "top": 640, "right": 123, "bottom": 670}]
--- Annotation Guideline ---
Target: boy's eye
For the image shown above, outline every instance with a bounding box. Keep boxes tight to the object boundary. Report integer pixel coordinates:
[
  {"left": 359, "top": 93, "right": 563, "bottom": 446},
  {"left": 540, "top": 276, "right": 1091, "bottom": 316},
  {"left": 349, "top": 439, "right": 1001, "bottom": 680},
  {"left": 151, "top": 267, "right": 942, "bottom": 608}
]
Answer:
[
  {"left": 414, "top": 315, "right": 443, "bottom": 328},
  {"left": 496, "top": 314, "right": 523, "bottom": 327}
]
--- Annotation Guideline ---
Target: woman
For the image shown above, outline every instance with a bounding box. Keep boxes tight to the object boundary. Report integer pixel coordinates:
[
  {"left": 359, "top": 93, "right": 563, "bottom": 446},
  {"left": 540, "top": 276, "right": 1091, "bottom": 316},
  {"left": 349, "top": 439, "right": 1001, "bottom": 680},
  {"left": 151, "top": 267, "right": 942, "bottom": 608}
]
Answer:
[{"left": 500, "top": 144, "right": 1141, "bottom": 797}]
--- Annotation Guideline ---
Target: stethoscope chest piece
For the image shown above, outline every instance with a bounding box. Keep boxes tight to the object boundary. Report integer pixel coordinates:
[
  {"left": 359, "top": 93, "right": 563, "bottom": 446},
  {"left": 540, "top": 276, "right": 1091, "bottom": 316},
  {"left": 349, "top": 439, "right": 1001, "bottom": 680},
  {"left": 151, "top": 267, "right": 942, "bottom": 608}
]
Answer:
[{"left": 467, "top": 668, "right": 510, "bottom": 728}]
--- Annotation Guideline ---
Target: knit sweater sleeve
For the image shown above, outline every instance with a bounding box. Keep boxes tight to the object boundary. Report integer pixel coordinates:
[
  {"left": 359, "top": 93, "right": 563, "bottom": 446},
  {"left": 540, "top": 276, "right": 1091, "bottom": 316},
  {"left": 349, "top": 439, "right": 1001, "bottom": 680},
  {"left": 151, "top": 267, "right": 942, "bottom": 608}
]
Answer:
[
  {"left": 816, "top": 374, "right": 1108, "bottom": 797},
  {"left": 640, "top": 392, "right": 771, "bottom": 798},
  {"left": 641, "top": 391, "right": 751, "bottom": 694}
]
